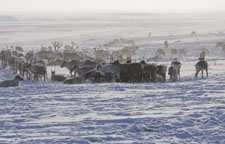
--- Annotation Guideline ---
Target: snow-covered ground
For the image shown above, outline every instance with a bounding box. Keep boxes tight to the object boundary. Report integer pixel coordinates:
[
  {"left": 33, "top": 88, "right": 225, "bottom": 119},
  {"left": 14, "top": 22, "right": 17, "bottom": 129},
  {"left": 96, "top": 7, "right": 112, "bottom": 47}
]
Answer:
[{"left": 0, "top": 13, "right": 225, "bottom": 143}]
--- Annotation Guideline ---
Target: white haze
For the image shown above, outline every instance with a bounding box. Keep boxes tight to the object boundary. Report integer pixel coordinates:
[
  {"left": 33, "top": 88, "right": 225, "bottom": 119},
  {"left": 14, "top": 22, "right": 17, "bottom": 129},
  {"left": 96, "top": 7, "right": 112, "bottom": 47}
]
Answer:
[{"left": 0, "top": 0, "right": 225, "bottom": 15}]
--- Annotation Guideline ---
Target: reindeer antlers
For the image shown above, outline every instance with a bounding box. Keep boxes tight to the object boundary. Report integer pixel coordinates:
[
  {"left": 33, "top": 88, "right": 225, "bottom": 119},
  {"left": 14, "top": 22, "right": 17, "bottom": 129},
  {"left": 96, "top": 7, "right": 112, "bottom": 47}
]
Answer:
[{"left": 52, "top": 41, "right": 63, "bottom": 52}]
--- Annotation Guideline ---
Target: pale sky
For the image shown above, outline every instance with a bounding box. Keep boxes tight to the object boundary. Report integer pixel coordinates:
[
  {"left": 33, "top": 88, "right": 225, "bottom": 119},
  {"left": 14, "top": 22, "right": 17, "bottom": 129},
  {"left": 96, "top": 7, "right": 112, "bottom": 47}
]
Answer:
[{"left": 0, "top": 0, "right": 225, "bottom": 14}]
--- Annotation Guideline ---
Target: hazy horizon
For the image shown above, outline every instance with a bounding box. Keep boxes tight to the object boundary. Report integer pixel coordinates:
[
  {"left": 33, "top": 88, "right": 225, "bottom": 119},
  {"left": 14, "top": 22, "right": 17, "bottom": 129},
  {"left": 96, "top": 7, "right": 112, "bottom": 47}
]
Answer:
[
  {"left": 0, "top": 0, "right": 225, "bottom": 16},
  {"left": 1, "top": 11, "right": 225, "bottom": 20}
]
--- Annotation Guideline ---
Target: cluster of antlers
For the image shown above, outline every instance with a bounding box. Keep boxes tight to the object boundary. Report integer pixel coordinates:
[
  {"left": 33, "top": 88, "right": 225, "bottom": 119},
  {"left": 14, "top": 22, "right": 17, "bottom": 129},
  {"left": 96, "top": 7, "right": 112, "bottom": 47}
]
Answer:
[
  {"left": 51, "top": 41, "right": 78, "bottom": 52},
  {"left": 51, "top": 41, "right": 63, "bottom": 52}
]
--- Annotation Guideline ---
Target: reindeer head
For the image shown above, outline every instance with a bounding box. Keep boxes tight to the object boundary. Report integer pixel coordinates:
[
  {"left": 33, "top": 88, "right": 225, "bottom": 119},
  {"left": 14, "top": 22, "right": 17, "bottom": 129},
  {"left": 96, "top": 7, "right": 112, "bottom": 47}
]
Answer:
[{"left": 15, "top": 75, "right": 24, "bottom": 81}]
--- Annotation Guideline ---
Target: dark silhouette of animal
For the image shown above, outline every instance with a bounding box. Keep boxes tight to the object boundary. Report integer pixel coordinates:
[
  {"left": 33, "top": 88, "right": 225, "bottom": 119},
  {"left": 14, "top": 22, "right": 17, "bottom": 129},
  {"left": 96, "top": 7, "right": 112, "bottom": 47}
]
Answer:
[
  {"left": 156, "top": 65, "right": 167, "bottom": 82},
  {"left": 140, "top": 61, "right": 157, "bottom": 83},
  {"left": 168, "top": 66, "right": 178, "bottom": 82},
  {"left": 195, "top": 60, "right": 208, "bottom": 78},
  {"left": 164, "top": 41, "right": 169, "bottom": 48},
  {"left": 51, "top": 70, "right": 67, "bottom": 82},
  {"left": 191, "top": 31, "right": 197, "bottom": 37},
  {"left": 112, "top": 60, "right": 143, "bottom": 82},
  {"left": 0, "top": 75, "right": 23, "bottom": 87},
  {"left": 143, "top": 64, "right": 158, "bottom": 83},
  {"left": 61, "top": 60, "right": 98, "bottom": 76},
  {"left": 24, "top": 64, "right": 47, "bottom": 81},
  {"left": 84, "top": 69, "right": 104, "bottom": 83}
]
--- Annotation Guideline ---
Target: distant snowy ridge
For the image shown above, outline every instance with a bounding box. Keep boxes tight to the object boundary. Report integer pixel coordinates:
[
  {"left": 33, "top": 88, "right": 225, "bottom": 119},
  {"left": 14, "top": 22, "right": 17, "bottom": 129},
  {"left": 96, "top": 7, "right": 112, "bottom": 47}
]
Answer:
[{"left": 0, "top": 16, "right": 18, "bottom": 21}]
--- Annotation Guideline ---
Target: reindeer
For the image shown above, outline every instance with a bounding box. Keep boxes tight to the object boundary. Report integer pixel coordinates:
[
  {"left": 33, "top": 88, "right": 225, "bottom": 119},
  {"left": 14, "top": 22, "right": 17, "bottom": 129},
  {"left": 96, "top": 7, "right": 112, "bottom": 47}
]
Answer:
[
  {"left": 61, "top": 59, "right": 97, "bottom": 76},
  {"left": 84, "top": 69, "right": 104, "bottom": 83},
  {"left": 164, "top": 41, "right": 168, "bottom": 48},
  {"left": 223, "top": 44, "right": 225, "bottom": 52},
  {"left": 64, "top": 41, "right": 78, "bottom": 52},
  {"left": 47, "top": 59, "right": 63, "bottom": 66},
  {"left": 195, "top": 52, "right": 208, "bottom": 77},
  {"left": 94, "top": 48, "right": 110, "bottom": 61},
  {"left": 201, "top": 47, "right": 209, "bottom": 54},
  {"left": 195, "top": 60, "right": 208, "bottom": 78},
  {"left": 16, "top": 56, "right": 26, "bottom": 76},
  {"left": 0, "top": 75, "right": 23, "bottom": 87},
  {"left": 156, "top": 65, "right": 167, "bottom": 82},
  {"left": 24, "top": 64, "right": 47, "bottom": 81},
  {"left": 36, "top": 50, "right": 61, "bottom": 62},
  {"left": 142, "top": 63, "right": 158, "bottom": 83},
  {"left": 62, "top": 76, "right": 85, "bottom": 84},
  {"left": 112, "top": 60, "right": 143, "bottom": 83},
  {"left": 168, "top": 65, "right": 178, "bottom": 82},
  {"left": 156, "top": 49, "right": 165, "bottom": 57},
  {"left": 168, "top": 59, "right": 181, "bottom": 82},
  {"left": 215, "top": 42, "right": 224, "bottom": 50},
  {"left": 191, "top": 31, "right": 197, "bottom": 37},
  {"left": 40, "top": 45, "right": 48, "bottom": 51},
  {"left": 15, "top": 46, "right": 24, "bottom": 52},
  {"left": 51, "top": 70, "right": 67, "bottom": 82},
  {"left": 25, "top": 51, "right": 35, "bottom": 62},
  {"left": 171, "top": 48, "right": 178, "bottom": 57},
  {"left": 178, "top": 48, "right": 187, "bottom": 57},
  {"left": 30, "top": 57, "right": 47, "bottom": 66},
  {"left": 71, "top": 65, "right": 96, "bottom": 77},
  {"left": 96, "top": 64, "right": 120, "bottom": 82},
  {"left": 120, "top": 45, "right": 139, "bottom": 57},
  {"left": 148, "top": 32, "right": 151, "bottom": 37},
  {"left": 63, "top": 52, "right": 83, "bottom": 61},
  {"left": 199, "top": 51, "right": 205, "bottom": 61},
  {"left": 60, "top": 60, "right": 79, "bottom": 76},
  {"left": 52, "top": 41, "right": 63, "bottom": 52},
  {"left": 0, "top": 49, "right": 12, "bottom": 68}
]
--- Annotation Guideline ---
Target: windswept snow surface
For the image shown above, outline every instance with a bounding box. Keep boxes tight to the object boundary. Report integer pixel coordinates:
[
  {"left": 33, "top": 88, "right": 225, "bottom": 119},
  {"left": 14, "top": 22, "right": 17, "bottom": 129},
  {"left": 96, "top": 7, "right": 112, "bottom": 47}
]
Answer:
[
  {"left": 1, "top": 14, "right": 225, "bottom": 143},
  {"left": 1, "top": 65, "right": 225, "bottom": 143}
]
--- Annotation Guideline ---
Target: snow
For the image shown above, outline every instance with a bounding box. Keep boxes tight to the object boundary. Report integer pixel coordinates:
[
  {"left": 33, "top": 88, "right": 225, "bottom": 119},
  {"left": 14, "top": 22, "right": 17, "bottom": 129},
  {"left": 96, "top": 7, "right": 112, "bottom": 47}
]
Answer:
[{"left": 1, "top": 13, "right": 225, "bottom": 143}]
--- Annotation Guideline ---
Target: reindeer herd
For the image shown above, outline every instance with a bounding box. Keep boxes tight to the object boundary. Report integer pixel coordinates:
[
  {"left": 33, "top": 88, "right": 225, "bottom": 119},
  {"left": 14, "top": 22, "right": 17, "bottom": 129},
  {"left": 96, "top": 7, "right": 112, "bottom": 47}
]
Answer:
[{"left": 0, "top": 37, "right": 216, "bottom": 87}]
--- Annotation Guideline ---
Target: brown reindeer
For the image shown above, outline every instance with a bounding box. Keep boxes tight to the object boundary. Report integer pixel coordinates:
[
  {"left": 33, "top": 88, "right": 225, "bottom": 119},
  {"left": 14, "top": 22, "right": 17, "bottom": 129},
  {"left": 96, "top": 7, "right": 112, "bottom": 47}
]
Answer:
[
  {"left": 171, "top": 48, "right": 178, "bottom": 57},
  {"left": 195, "top": 60, "right": 208, "bottom": 78},
  {"left": 112, "top": 60, "right": 143, "bottom": 82},
  {"left": 222, "top": 45, "right": 225, "bottom": 52},
  {"left": 156, "top": 65, "right": 167, "bottom": 82},
  {"left": 178, "top": 48, "right": 187, "bottom": 57},
  {"left": 156, "top": 49, "right": 165, "bottom": 57},
  {"left": 215, "top": 42, "right": 225, "bottom": 50}
]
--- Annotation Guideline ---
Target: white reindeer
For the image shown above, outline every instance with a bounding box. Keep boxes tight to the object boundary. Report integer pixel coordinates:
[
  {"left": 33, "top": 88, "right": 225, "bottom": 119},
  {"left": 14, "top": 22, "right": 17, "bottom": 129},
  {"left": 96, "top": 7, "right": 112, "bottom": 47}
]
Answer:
[
  {"left": 168, "top": 59, "right": 181, "bottom": 82},
  {"left": 97, "top": 64, "right": 120, "bottom": 82}
]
